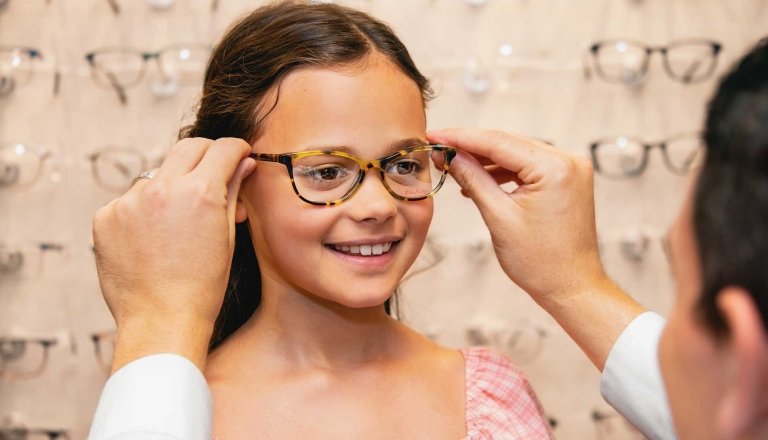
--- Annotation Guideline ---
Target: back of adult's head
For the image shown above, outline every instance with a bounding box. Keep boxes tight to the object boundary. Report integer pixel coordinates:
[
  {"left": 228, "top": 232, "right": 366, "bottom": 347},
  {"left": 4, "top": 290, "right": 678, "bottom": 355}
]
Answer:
[
  {"left": 178, "top": 0, "right": 432, "bottom": 351},
  {"left": 696, "top": 37, "right": 768, "bottom": 335}
]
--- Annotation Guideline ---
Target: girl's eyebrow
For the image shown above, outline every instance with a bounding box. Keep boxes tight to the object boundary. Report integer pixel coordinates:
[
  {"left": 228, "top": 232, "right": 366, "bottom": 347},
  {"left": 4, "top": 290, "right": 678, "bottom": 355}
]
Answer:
[{"left": 298, "top": 138, "right": 429, "bottom": 155}]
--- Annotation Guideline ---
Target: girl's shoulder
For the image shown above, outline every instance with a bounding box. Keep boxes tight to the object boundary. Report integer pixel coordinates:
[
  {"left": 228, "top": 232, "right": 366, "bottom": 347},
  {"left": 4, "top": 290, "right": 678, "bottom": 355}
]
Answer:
[{"left": 459, "top": 347, "right": 553, "bottom": 440}]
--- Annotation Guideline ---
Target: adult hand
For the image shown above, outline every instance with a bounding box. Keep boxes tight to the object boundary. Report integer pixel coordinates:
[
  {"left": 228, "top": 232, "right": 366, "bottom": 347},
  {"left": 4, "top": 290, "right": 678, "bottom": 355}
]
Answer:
[
  {"left": 427, "top": 128, "right": 644, "bottom": 369},
  {"left": 92, "top": 137, "right": 255, "bottom": 373}
]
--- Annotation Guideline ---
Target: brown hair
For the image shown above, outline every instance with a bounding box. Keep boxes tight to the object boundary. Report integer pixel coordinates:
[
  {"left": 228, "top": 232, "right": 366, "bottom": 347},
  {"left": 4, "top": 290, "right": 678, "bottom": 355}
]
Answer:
[{"left": 179, "top": 1, "right": 433, "bottom": 351}]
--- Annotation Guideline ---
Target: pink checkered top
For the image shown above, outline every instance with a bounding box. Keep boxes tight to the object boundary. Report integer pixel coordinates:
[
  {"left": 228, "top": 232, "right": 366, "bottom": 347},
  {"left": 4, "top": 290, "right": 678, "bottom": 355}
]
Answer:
[{"left": 460, "top": 347, "right": 553, "bottom": 440}]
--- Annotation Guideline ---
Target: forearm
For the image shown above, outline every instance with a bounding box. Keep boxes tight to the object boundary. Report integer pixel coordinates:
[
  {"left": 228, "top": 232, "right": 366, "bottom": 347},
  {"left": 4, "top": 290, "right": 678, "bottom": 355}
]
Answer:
[
  {"left": 534, "top": 274, "right": 646, "bottom": 371},
  {"left": 112, "top": 316, "right": 213, "bottom": 374}
]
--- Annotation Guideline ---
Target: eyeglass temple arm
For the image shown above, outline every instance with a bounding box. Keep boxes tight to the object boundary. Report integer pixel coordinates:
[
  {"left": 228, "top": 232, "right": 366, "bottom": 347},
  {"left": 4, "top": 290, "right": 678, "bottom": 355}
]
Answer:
[
  {"left": 104, "top": 70, "right": 127, "bottom": 105},
  {"left": 582, "top": 46, "right": 597, "bottom": 79},
  {"left": 680, "top": 54, "right": 711, "bottom": 83},
  {"left": 249, "top": 153, "right": 281, "bottom": 162}
]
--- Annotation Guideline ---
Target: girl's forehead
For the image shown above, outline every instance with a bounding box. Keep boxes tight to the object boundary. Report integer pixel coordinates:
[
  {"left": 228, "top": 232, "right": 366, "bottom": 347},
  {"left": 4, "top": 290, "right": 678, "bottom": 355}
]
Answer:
[{"left": 255, "top": 61, "right": 427, "bottom": 156}]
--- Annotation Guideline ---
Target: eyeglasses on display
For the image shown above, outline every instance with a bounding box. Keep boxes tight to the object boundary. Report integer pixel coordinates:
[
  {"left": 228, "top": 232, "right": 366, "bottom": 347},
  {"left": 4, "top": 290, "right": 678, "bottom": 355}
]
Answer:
[
  {"left": 85, "top": 44, "right": 210, "bottom": 104},
  {"left": 0, "top": 336, "right": 57, "bottom": 380},
  {"left": 88, "top": 146, "right": 154, "bottom": 192},
  {"left": 0, "top": 242, "right": 64, "bottom": 276},
  {"left": 591, "top": 409, "right": 646, "bottom": 440},
  {"left": 0, "top": 47, "right": 45, "bottom": 97},
  {"left": 0, "top": 427, "right": 69, "bottom": 440},
  {"left": 590, "top": 133, "right": 704, "bottom": 178},
  {"left": 250, "top": 144, "right": 456, "bottom": 206},
  {"left": 0, "top": 142, "right": 51, "bottom": 189},
  {"left": 584, "top": 38, "right": 722, "bottom": 85},
  {"left": 91, "top": 330, "right": 115, "bottom": 374},
  {"left": 466, "top": 320, "right": 547, "bottom": 364},
  {"left": 0, "top": 0, "right": 52, "bottom": 14},
  {"left": 105, "top": 0, "right": 220, "bottom": 14}
]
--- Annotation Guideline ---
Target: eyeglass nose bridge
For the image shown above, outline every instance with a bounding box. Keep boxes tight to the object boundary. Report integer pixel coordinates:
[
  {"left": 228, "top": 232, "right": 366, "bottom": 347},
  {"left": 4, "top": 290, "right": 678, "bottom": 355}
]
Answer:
[{"left": 346, "top": 158, "right": 402, "bottom": 201}]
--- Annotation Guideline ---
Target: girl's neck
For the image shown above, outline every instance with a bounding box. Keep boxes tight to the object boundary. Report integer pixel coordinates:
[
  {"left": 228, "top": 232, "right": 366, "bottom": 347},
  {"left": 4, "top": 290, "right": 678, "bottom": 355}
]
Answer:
[{"left": 229, "top": 280, "right": 407, "bottom": 372}]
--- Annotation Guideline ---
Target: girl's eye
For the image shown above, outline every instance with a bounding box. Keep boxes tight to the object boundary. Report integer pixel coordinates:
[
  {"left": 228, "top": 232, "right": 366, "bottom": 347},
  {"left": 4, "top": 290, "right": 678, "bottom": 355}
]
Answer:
[
  {"left": 387, "top": 159, "right": 421, "bottom": 175},
  {"left": 304, "top": 165, "right": 349, "bottom": 181},
  {"left": 310, "top": 166, "right": 344, "bottom": 180}
]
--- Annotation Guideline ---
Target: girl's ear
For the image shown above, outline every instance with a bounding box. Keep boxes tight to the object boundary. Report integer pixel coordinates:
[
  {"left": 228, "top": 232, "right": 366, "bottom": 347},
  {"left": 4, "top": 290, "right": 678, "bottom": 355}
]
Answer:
[
  {"left": 235, "top": 196, "right": 249, "bottom": 223},
  {"left": 715, "top": 286, "right": 768, "bottom": 439},
  {"left": 234, "top": 159, "right": 257, "bottom": 224}
]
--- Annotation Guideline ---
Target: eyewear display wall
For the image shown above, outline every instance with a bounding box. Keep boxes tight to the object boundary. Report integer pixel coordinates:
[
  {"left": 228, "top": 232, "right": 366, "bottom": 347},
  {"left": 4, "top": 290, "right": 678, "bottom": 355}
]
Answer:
[{"left": 1, "top": 0, "right": 757, "bottom": 439}]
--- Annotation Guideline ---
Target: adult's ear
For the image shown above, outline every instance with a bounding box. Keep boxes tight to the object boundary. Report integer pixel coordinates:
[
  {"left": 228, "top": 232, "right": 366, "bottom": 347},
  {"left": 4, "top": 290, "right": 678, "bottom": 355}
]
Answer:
[{"left": 715, "top": 286, "right": 768, "bottom": 440}]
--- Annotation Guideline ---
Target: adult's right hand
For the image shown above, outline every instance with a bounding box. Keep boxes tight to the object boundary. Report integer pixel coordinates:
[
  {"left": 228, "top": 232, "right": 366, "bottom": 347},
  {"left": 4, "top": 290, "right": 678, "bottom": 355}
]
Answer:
[
  {"left": 92, "top": 137, "right": 255, "bottom": 373},
  {"left": 428, "top": 128, "right": 644, "bottom": 370}
]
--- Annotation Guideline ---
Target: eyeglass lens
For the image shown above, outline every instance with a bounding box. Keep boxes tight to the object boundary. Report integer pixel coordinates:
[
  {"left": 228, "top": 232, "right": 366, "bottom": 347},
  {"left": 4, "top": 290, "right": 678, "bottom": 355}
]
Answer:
[
  {"left": 664, "top": 41, "right": 718, "bottom": 83},
  {"left": 0, "top": 338, "right": 54, "bottom": 380},
  {"left": 89, "top": 50, "right": 144, "bottom": 89},
  {"left": 291, "top": 148, "right": 448, "bottom": 203},
  {"left": 594, "top": 41, "right": 648, "bottom": 84},
  {"left": 0, "top": 143, "right": 45, "bottom": 188},
  {"left": 90, "top": 148, "right": 147, "bottom": 191},
  {"left": 0, "top": 48, "right": 35, "bottom": 88}
]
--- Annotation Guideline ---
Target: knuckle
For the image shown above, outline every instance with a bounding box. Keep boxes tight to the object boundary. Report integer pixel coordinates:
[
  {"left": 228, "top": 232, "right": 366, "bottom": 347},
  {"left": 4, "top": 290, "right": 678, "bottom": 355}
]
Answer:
[
  {"left": 166, "top": 137, "right": 212, "bottom": 157},
  {"left": 576, "top": 156, "right": 595, "bottom": 175},
  {"left": 93, "top": 202, "right": 114, "bottom": 231},
  {"left": 548, "top": 156, "right": 575, "bottom": 183},
  {"left": 142, "top": 181, "right": 170, "bottom": 208},
  {"left": 186, "top": 178, "right": 223, "bottom": 207},
  {"left": 216, "top": 137, "right": 252, "bottom": 154}
]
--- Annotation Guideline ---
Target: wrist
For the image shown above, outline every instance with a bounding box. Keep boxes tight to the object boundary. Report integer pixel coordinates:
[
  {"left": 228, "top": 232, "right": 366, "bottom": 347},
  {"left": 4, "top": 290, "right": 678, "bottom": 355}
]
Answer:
[{"left": 112, "top": 315, "right": 214, "bottom": 374}]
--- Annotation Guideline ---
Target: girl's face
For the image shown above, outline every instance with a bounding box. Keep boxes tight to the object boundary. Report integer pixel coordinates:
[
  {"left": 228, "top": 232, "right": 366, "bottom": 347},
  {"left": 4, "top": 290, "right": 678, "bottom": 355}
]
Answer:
[{"left": 238, "top": 55, "right": 432, "bottom": 309}]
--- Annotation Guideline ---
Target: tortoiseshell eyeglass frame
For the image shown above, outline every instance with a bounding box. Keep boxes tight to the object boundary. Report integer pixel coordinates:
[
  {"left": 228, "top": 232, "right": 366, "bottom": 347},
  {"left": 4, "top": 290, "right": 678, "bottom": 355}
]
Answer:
[{"left": 249, "top": 144, "right": 457, "bottom": 206}]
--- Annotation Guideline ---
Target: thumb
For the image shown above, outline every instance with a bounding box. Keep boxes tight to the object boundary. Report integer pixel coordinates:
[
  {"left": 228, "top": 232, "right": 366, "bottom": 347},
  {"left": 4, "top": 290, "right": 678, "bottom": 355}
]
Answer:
[
  {"left": 449, "top": 151, "right": 509, "bottom": 213},
  {"left": 226, "top": 158, "right": 256, "bottom": 232}
]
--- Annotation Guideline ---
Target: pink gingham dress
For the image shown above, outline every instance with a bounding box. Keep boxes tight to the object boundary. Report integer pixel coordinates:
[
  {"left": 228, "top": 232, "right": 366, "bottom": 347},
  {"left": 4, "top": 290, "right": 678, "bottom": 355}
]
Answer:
[{"left": 460, "top": 347, "right": 553, "bottom": 440}]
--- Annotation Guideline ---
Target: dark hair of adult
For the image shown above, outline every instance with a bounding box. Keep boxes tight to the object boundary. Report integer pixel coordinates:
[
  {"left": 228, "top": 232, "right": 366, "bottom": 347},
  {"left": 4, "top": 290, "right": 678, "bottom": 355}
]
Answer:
[
  {"left": 696, "top": 36, "right": 768, "bottom": 336},
  {"left": 178, "top": 1, "right": 433, "bottom": 351}
]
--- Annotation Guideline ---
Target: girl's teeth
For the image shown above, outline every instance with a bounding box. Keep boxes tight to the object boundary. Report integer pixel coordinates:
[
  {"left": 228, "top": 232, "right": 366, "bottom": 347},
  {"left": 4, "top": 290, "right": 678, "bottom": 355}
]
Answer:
[{"left": 332, "top": 242, "right": 394, "bottom": 256}]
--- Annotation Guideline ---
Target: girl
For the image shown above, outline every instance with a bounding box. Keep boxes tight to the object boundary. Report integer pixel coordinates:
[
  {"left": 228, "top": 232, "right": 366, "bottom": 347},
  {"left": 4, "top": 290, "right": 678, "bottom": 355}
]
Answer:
[{"left": 183, "top": 2, "right": 552, "bottom": 438}]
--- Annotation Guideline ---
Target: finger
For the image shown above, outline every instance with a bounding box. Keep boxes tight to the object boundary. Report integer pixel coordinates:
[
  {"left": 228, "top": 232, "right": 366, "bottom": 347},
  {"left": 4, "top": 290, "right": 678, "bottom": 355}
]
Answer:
[
  {"left": 157, "top": 138, "right": 214, "bottom": 179},
  {"left": 124, "top": 167, "right": 160, "bottom": 195},
  {"left": 191, "top": 138, "right": 253, "bottom": 186},
  {"left": 471, "top": 152, "right": 497, "bottom": 166},
  {"left": 226, "top": 158, "right": 257, "bottom": 230},
  {"left": 449, "top": 151, "right": 509, "bottom": 212},
  {"left": 486, "top": 165, "right": 524, "bottom": 187},
  {"left": 428, "top": 128, "right": 555, "bottom": 183}
]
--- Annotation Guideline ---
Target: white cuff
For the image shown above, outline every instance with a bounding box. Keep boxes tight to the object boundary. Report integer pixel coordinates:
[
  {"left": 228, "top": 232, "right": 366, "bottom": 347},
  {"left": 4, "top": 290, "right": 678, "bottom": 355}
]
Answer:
[
  {"left": 88, "top": 353, "right": 212, "bottom": 440},
  {"left": 600, "top": 311, "right": 677, "bottom": 440}
]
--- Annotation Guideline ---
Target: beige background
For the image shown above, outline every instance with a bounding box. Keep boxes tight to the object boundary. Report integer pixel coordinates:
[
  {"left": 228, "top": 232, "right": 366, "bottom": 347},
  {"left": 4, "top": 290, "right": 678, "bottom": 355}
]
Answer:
[{"left": 0, "top": 0, "right": 766, "bottom": 438}]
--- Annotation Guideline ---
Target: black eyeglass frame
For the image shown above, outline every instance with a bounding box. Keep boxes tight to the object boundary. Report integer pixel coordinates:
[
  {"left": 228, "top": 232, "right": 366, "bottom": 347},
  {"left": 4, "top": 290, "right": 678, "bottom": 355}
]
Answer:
[
  {"left": 586, "top": 38, "right": 722, "bottom": 84},
  {"left": 590, "top": 133, "right": 704, "bottom": 179},
  {"left": 84, "top": 44, "right": 210, "bottom": 104}
]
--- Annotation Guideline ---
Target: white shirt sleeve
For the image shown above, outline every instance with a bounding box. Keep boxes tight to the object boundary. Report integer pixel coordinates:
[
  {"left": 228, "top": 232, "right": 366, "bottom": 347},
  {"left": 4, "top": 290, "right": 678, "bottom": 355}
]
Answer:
[
  {"left": 600, "top": 311, "right": 677, "bottom": 440},
  {"left": 87, "top": 353, "right": 212, "bottom": 440}
]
